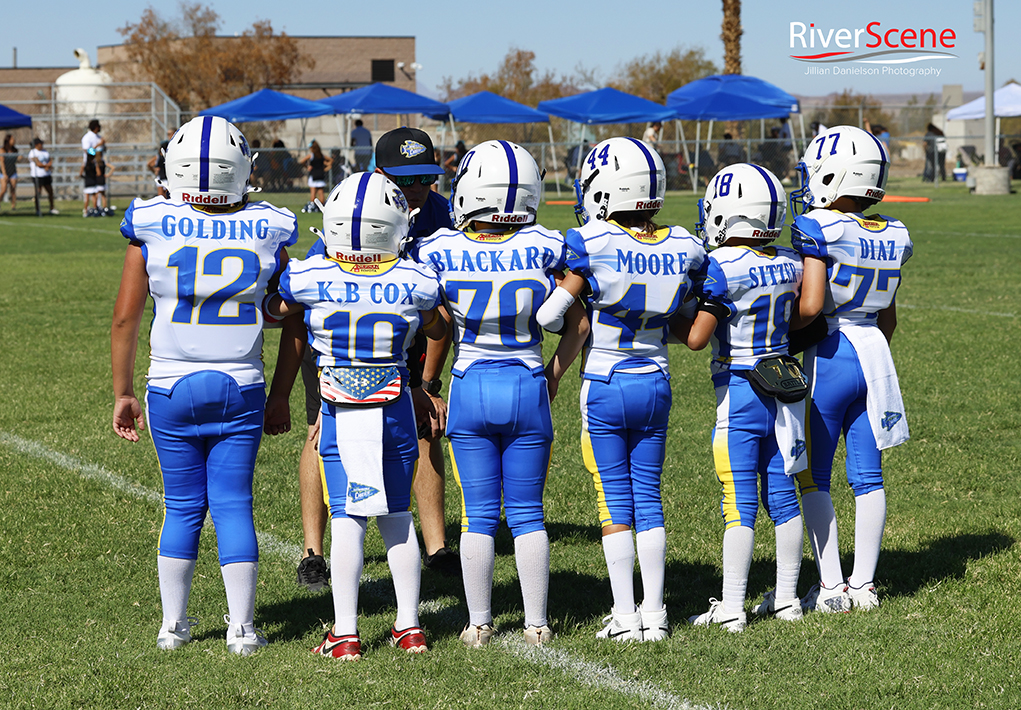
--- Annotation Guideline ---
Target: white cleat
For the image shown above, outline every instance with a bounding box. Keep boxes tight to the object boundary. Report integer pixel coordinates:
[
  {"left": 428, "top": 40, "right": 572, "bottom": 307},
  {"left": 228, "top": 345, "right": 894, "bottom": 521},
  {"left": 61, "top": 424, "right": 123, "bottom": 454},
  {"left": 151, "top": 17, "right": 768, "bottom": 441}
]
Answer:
[
  {"left": 596, "top": 606, "right": 644, "bottom": 642},
  {"left": 688, "top": 598, "right": 746, "bottom": 633},
  {"left": 801, "top": 583, "right": 852, "bottom": 614},
  {"left": 224, "top": 614, "right": 268, "bottom": 656},
  {"left": 157, "top": 616, "right": 198, "bottom": 650},
  {"left": 524, "top": 624, "right": 554, "bottom": 645},
  {"left": 459, "top": 622, "right": 496, "bottom": 648},
  {"left": 848, "top": 582, "right": 880, "bottom": 610},
  {"left": 751, "top": 590, "right": 803, "bottom": 621},
  {"left": 639, "top": 603, "right": 670, "bottom": 642}
]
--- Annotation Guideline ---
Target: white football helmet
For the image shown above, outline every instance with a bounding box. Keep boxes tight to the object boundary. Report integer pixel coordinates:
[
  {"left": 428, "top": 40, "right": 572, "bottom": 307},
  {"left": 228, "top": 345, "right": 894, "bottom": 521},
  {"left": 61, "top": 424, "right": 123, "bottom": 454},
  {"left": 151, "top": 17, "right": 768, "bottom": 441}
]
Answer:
[
  {"left": 451, "top": 140, "right": 542, "bottom": 229},
  {"left": 318, "top": 172, "right": 410, "bottom": 263},
  {"left": 574, "top": 137, "right": 666, "bottom": 225},
  {"left": 791, "top": 125, "right": 889, "bottom": 214},
  {"left": 697, "top": 163, "right": 787, "bottom": 247},
  {"left": 164, "top": 115, "right": 255, "bottom": 206}
]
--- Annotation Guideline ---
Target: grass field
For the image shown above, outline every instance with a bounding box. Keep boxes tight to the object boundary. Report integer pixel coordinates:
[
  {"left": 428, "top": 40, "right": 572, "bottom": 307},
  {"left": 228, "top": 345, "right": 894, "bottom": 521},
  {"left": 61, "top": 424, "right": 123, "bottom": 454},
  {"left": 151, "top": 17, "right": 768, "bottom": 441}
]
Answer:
[{"left": 1, "top": 176, "right": 1019, "bottom": 709}]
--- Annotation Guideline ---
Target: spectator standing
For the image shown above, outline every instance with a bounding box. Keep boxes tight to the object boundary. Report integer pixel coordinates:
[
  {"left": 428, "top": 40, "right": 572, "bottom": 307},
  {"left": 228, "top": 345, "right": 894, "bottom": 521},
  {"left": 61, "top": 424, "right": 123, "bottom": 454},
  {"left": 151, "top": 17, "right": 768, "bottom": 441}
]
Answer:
[
  {"left": 28, "top": 138, "right": 57, "bottom": 216},
  {"left": 351, "top": 119, "right": 373, "bottom": 171},
  {"left": 0, "top": 134, "right": 20, "bottom": 211},
  {"left": 299, "top": 140, "right": 332, "bottom": 213},
  {"left": 643, "top": 121, "right": 662, "bottom": 151},
  {"left": 82, "top": 119, "right": 105, "bottom": 162},
  {"left": 147, "top": 127, "right": 175, "bottom": 198},
  {"left": 717, "top": 132, "right": 746, "bottom": 167}
]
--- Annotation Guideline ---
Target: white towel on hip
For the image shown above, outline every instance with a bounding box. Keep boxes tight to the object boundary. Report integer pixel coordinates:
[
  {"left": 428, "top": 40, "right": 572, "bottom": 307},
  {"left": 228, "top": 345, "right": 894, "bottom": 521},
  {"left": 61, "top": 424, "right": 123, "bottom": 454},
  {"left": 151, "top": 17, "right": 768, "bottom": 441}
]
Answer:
[
  {"left": 774, "top": 397, "right": 808, "bottom": 476},
  {"left": 333, "top": 406, "right": 388, "bottom": 517},
  {"left": 840, "top": 323, "right": 910, "bottom": 450}
]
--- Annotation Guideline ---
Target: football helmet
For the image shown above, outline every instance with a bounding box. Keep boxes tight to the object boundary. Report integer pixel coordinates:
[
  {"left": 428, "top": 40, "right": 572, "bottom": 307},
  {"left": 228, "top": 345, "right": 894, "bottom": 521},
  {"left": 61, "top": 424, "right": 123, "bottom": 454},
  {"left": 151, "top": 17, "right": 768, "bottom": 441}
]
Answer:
[
  {"left": 574, "top": 137, "right": 665, "bottom": 225},
  {"left": 164, "top": 115, "right": 255, "bottom": 206},
  {"left": 790, "top": 125, "right": 889, "bottom": 215},
  {"left": 450, "top": 140, "right": 542, "bottom": 229},
  {"left": 318, "top": 172, "right": 410, "bottom": 263},
  {"left": 696, "top": 163, "right": 787, "bottom": 247}
]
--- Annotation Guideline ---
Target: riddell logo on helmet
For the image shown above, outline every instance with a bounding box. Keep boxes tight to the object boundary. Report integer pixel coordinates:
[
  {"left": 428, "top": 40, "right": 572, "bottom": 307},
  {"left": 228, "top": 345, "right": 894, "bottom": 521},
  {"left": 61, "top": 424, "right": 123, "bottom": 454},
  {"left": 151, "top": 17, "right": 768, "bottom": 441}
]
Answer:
[
  {"left": 752, "top": 229, "right": 782, "bottom": 239},
  {"left": 335, "top": 252, "right": 391, "bottom": 264},
  {"left": 864, "top": 188, "right": 884, "bottom": 198},
  {"left": 182, "top": 192, "right": 230, "bottom": 205},
  {"left": 635, "top": 200, "right": 663, "bottom": 210},
  {"left": 489, "top": 214, "right": 531, "bottom": 224}
]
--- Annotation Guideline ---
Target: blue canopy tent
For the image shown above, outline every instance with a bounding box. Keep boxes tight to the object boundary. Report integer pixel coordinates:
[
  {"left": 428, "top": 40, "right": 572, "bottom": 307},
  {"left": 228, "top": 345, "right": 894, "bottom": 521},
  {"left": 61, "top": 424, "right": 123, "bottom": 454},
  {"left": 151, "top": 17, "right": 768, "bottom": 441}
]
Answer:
[
  {"left": 198, "top": 89, "right": 335, "bottom": 147},
  {"left": 425, "top": 91, "right": 562, "bottom": 194},
  {"left": 667, "top": 75, "right": 802, "bottom": 190},
  {"left": 538, "top": 87, "right": 677, "bottom": 187},
  {"left": 318, "top": 83, "right": 451, "bottom": 170},
  {"left": 0, "top": 103, "right": 32, "bottom": 129}
]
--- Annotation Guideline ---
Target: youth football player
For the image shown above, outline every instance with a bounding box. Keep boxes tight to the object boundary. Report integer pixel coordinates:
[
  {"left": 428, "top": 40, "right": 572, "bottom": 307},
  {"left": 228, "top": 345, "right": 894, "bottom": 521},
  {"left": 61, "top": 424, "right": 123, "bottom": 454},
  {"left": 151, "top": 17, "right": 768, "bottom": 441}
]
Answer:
[
  {"left": 111, "top": 116, "right": 298, "bottom": 654},
  {"left": 675, "top": 163, "right": 808, "bottom": 632},
  {"left": 264, "top": 172, "right": 447, "bottom": 660},
  {"left": 790, "top": 125, "right": 912, "bottom": 612},
  {"left": 412, "top": 140, "right": 588, "bottom": 647},
  {"left": 536, "top": 136, "right": 707, "bottom": 642}
]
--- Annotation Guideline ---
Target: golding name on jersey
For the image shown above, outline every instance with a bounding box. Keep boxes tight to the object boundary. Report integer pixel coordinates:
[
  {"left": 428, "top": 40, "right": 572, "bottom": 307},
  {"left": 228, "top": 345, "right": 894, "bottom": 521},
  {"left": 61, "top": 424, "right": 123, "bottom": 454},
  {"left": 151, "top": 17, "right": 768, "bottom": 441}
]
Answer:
[
  {"left": 615, "top": 249, "right": 693, "bottom": 276},
  {"left": 160, "top": 215, "right": 271, "bottom": 240},
  {"left": 316, "top": 280, "right": 422, "bottom": 305},
  {"left": 421, "top": 246, "right": 557, "bottom": 274}
]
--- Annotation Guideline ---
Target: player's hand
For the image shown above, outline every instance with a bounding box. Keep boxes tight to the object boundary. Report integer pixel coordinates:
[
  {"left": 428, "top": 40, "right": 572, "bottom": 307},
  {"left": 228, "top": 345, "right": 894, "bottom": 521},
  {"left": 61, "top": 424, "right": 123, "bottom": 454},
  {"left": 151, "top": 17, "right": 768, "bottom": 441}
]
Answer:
[
  {"left": 263, "top": 394, "right": 292, "bottom": 435},
  {"left": 308, "top": 411, "right": 322, "bottom": 451},
  {"left": 425, "top": 392, "right": 447, "bottom": 439},
  {"left": 546, "top": 375, "right": 560, "bottom": 403},
  {"left": 112, "top": 396, "right": 145, "bottom": 442}
]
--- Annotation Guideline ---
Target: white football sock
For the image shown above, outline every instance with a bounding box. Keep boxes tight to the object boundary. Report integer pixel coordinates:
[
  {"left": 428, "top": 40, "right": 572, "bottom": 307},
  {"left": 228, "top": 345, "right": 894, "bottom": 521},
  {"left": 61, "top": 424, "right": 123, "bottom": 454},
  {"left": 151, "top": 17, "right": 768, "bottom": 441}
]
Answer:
[
  {"left": 376, "top": 512, "right": 422, "bottom": 631},
  {"left": 774, "top": 517, "right": 803, "bottom": 602},
  {"left": 721, "top": 525, "right": 754, "bottom": 614},
  {"left": 460, "top": 532, "right": 495, "bottom": 627},
  {"left": 221, "top": 561, "right": 258, "bottom": 635},
  {"left": 331, "top": 516, "right": 367, "bottom": 635},
  {"left": 848, "top": 488, "right": 886, "bottom": 589},
  {"left": 514, "top": 529, "right": 550, "bottom": 629},
  {"left": 636, "top": 527, "right": 666, "bottom": 611},
  {"left": 158, "top": 555, "right": 196, "bottom": 626},
  {"left": 601, "top": 530, "right": 636, "bottom": 613},
  {"left": 801, "top": 490, "right": 844, "bottom": 588}
]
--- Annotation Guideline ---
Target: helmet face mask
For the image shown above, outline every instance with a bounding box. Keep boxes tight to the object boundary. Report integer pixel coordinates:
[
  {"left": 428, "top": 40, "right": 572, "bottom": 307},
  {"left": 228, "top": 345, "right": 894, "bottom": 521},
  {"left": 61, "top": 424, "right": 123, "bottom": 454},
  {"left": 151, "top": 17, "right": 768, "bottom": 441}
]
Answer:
[
  {"left": 319, "top": 173, "right": 410, "bottom": 263},
  {"left": 164, "top": 115, "right": 255, "bottom": 206},
  {"left": 790, "top": 125, "right": 889, "bottom": 215},
  {"left": 697, "top": 163, "right": 787, "bottom": 248},
  {"left": 573, "top": 137, "right": 665, "bottom": 226},
  {"left": 450, "top": 140, "right": 542, "bottom": 229}
]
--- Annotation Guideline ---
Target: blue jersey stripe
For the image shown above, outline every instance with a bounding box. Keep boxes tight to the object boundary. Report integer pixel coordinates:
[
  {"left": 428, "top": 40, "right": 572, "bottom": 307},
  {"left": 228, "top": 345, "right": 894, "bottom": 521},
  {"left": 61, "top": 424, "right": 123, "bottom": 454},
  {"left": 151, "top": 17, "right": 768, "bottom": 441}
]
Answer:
[
  {"left": 498, "top": 140, "right": 518, "bottom": 215},
  {"left": 198, "top": 116, "right": 213, "bottom": 192},
  {"left": 350, "top": 172, "right": 372, "bottom": 251},
  {"left": 624, "top": 137, "right": 658, "bottom": 199},
  {"left": 748, "top": 163, "right": 779, "bottom": 229}
]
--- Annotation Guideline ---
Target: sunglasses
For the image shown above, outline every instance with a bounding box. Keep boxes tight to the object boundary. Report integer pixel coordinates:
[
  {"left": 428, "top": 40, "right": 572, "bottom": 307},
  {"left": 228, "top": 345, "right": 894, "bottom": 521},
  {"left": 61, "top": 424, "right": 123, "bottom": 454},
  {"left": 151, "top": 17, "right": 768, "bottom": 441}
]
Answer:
[{"left": 387, "top": 173, "right": 438, "bottom": 187}]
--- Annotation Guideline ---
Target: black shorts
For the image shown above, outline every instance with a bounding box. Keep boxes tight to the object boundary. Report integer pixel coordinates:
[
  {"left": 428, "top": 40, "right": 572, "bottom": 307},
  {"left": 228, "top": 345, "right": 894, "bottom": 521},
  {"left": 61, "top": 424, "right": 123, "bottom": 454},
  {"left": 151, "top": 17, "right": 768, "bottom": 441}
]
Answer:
[
  {"left": 300, "top": 346, "right": 321, "bottom": 426},
  {"left": 33, "top": 175, "right": 52, "bottom": 188}
]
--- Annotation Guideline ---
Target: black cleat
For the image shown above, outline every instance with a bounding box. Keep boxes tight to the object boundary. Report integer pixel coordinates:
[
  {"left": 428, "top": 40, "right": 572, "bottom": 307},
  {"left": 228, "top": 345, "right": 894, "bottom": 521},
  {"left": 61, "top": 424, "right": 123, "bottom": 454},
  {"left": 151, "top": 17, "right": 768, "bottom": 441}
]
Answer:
[{"left": 296, "top": 548, "right": 330, "bottom": 592}]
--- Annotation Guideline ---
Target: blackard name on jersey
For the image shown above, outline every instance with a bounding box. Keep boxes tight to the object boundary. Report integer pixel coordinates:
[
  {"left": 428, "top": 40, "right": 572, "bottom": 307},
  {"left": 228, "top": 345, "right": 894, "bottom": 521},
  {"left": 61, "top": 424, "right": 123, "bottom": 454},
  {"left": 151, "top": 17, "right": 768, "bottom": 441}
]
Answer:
[
  {"left": 422, "top": 246, "right": 557, "bottom": 273},
  {"left": 315, "top": 280, "right": 422, "bottom": 305},
  {"left": 616, "top": 249, "right": 691, "bottom": 276},
  {"left": 747, "top": 261, "right": 799, "bottom": 288},
  {"left": 160, "top": 215, "right": 272, "bottom": 240}
]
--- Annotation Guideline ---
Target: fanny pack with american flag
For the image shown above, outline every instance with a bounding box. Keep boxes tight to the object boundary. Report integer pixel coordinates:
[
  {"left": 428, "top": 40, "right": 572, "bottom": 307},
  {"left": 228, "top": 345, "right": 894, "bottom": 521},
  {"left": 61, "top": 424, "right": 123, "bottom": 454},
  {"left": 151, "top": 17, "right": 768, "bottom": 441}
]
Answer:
[{"left": 320, "top": 365, "right": 403, "bottom": 408}]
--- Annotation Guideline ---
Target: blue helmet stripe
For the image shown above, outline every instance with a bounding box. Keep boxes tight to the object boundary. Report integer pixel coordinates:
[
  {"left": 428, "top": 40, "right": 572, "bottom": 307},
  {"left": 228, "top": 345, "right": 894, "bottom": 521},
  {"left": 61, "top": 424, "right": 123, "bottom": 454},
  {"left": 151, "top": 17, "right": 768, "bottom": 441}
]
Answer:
[
  {"left": 351, "top": 172, "right": 372, "bottom": 251},
  {"left": 497, "top": 140, "right": 519, "bottom": 215},
  {"left": 624, "top": 137, "right": 658, "bottom": 199},
  {"left": 862, "top": 130, "right": 888, "bottom": 188},
  {"left": 199, "top": 116, "right": 213, "bottom": 192},
  {"left": 748, "top": 163, "right": 779, "bottom": 228}
]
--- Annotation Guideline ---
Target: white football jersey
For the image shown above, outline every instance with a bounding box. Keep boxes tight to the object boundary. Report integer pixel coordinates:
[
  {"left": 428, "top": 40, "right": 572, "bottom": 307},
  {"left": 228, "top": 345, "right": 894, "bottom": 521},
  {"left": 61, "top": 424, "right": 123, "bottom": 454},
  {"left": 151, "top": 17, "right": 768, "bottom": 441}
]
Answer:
[
  {"left": 699, "top": 245, "right": 804, "bottom": 370},
  {"left": 566, "top": 220, "right": 706, "bottom": 381},
  {"left": 792, "top": 210, "right": 913, "bottom": 330},
  {"left": 278, "top": 255, "right": 441, "bottom": 370},
  {"left": 120, "top": 197, "right": 298, "bottom": 389},
  {"left": 413, "top": 225, "right": 566, "bottom": 375}
]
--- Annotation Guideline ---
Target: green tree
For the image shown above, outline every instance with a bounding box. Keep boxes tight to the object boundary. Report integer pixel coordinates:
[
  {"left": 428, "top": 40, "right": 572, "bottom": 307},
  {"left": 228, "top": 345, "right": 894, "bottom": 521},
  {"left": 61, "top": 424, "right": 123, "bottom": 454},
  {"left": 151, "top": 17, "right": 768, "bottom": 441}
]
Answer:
[{"left": 609, "top": 47, "right": 717, "bottom": 105}]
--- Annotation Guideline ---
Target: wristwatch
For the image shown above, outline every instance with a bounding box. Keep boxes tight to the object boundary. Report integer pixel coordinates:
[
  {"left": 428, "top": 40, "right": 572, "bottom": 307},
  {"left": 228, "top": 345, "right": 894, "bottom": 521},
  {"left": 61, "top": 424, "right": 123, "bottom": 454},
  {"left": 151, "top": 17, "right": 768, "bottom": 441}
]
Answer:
[{"left": 422, "top": 378, "right": 443, "bottom": 396}]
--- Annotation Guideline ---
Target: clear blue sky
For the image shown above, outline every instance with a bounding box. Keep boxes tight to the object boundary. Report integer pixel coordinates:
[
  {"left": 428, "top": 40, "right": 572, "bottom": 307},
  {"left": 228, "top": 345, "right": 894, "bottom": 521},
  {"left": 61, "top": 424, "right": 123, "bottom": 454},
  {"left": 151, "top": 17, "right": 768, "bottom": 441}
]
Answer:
[{"left": 5, "top": 0, "right": 1016, "bottom": 100}]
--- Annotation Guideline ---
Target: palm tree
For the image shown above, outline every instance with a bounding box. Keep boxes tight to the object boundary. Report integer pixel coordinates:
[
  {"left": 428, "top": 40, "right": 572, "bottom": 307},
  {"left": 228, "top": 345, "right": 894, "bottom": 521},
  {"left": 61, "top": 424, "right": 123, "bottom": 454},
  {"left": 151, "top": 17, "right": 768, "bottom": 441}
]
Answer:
[{"left": 722, "top": 0, "right": 742, "bottom": 75}]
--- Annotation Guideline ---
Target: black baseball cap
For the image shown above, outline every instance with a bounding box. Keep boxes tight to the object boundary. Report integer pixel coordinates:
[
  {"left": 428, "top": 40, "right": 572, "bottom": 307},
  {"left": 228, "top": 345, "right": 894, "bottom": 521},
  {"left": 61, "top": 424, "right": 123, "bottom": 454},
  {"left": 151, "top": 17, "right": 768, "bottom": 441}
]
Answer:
[{"left": 374, "top": 127, "right": 444, "bottom": 176}]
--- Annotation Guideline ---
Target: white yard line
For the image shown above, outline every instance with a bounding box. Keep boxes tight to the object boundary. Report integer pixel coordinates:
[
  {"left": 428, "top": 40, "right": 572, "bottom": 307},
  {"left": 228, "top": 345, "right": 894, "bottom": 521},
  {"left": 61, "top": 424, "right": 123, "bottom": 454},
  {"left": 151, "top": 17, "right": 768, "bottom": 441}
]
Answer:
[
  {"left": 0, "top": 218, "right": 119, "bottom": 235},
  {"left": 899, "top": 303, "right": 1015, "bottom": 318},
  {"left": 1, "top": 429, "right": 705, "bottom": 709}
]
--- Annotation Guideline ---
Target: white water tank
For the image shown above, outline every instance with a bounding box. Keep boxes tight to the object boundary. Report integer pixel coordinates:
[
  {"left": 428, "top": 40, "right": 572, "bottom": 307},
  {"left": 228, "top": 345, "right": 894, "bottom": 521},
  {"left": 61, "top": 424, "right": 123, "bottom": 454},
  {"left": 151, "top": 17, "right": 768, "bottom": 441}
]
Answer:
[{"left": 55, "top": 49, "right": 112, "bottom": 118}]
